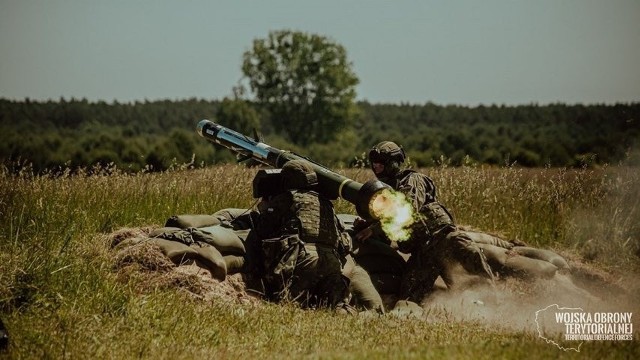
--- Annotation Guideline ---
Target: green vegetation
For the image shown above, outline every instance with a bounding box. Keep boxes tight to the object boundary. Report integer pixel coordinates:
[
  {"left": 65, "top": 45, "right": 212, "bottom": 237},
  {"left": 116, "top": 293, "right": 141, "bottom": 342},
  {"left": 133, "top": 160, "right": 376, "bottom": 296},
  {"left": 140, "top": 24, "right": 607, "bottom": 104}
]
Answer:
[
  {"left": 1, "top": 164, "right": 638, "bottom": 358},
  {"left": 242, "top": 30, "right": 360, "bottom": 145},
  {"left": 1, "top": 98, "right": 639, "bottom": 173}
]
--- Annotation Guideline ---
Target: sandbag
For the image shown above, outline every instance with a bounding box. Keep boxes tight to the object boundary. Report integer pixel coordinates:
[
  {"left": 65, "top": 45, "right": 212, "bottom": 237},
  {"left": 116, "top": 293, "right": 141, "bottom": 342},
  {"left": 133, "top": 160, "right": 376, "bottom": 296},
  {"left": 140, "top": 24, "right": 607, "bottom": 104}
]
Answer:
[
  {"left": 113, "top": 236, "right": 198, "bottom": 263},
  {"left": 149, "top": 238, "right": 227, "bottom": 281},
  {"left": 146, "top": 228, "right": 230, "bottom": 280},
  {"left": 188, "top": 243, "right": 227, "bottom": 281},
  {"left": 223, "top": 255, "right": 246, "bottom": 275},
  {"left": 149, "top": 227, "right": 195, "bottom": 243},
  {"left": 212, "top": 208, "right": 251, "bottom": 223},
  {"left": 233, "top": 229, "right": 252, "bottom": 242},
  {"left": 146, "top": 238, "right": 228, "bottom": 281},
  {"left": 503, "top": 255, "right": 558, "bottom": 279},
  {"left": 150, "top": 226, "right": 246, "bottom": 256},
  {"left": 196, "top": 226, "right": 246, "bottom": 255},
  {"left": 113, "top": 236, "right": 188, "bottom": 261},
  {"left": 112, "top": 231, "right": 228, "bottom": 280},
  {"left": 149, "top": 238, "right": 199, "bottom": 263},
  {"left": 474, "top": 243, "right": 509, "bottom": 270},
  {"left": 164, "top": 214, "right": 221, "bottom": 228},
  {"left": 462, "top": 230, "right": 515, "bottom": 249},
  {"left": 512, "top": 246, "right": 570, "bottom": 270},
  {"left": 474, "top": 243, "right": 559, "bottom": 279}
]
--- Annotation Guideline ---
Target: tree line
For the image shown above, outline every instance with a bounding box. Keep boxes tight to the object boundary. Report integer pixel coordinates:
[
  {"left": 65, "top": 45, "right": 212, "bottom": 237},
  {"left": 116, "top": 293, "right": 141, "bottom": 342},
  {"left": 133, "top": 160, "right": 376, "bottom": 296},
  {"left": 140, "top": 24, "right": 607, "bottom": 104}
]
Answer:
[
  {"left": 1, "top": 97, "right": 638, "bottom": 173},
  {"left": 4, "top": 30, "right": 637, "bottom": 173}
]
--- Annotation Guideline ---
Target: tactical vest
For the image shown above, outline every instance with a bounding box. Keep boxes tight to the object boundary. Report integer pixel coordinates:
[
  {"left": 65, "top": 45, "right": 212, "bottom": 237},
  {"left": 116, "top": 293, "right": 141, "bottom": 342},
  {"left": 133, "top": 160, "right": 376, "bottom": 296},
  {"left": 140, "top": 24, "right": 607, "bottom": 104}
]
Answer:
[
  {"left": 257, "top": 190, "right": 340, "bottom": 248},
  {"left": 290, "top": 191, "right": 340, "bottom": 248}
]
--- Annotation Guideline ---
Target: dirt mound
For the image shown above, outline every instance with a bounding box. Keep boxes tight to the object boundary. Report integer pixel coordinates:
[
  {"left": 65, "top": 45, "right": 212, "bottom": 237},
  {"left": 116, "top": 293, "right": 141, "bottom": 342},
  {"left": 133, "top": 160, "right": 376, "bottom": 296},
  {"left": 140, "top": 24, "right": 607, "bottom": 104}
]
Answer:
[
  {"left": 108, "top": 227, "right": 262, "bottom": 306},
  {"left": 108, "top": 226, "right": 156, "bottom": 248}
]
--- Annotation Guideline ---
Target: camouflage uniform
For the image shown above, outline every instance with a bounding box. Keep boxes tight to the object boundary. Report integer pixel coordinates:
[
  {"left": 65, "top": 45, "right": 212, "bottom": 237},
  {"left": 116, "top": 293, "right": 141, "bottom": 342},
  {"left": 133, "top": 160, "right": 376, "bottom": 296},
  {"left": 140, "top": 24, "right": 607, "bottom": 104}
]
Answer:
[
  {"left": 255, "top": 160, "right": 350, "bottom": 308},
  {"left": 367, "top": 142, "right": 495, "bottom": 303}
]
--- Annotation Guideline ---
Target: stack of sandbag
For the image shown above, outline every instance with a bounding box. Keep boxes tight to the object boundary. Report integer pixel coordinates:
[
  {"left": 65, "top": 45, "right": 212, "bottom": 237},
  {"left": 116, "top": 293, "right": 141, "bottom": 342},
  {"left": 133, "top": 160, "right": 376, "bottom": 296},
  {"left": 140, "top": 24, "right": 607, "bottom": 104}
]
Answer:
[
  {"left": 461, "top": 229, "right": 570, "bottom": 279},
  {"left": 113, "top": 208, "right": 252, "bottom": 281}
]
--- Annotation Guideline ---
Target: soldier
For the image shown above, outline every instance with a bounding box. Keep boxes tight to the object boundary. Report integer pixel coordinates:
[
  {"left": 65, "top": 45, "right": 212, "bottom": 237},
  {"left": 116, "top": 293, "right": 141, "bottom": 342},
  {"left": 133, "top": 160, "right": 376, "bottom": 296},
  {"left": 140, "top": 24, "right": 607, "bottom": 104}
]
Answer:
[
  {"left": 355, "top": 141, "right": 495, "bottom": 304},
  {"left": 254, "top": 160, "right": 352, "bottom": 310}
]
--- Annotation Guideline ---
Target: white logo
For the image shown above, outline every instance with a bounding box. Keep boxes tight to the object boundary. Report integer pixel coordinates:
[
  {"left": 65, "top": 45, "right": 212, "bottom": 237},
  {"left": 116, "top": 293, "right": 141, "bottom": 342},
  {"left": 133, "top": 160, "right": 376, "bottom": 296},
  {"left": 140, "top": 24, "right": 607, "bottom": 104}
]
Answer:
[{"left": 535, "top": 304, "right": 634, "bottom": 352}]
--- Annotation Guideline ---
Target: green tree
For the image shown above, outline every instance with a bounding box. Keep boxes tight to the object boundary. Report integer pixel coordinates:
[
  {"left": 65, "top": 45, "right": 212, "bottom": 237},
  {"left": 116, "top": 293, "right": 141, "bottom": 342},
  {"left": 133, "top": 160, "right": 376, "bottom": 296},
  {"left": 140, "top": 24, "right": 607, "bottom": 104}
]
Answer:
[{"left": 242, "top": 30, "right": 359, "bottom": 145}]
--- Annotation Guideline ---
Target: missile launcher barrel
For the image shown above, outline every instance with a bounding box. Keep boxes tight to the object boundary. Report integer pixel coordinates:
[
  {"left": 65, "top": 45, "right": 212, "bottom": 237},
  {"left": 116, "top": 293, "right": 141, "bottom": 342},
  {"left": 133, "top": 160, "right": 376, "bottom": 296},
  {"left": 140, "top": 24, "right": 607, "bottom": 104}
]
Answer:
[{"left": 196, "top": 119, "right": 387, "bottom": 220}]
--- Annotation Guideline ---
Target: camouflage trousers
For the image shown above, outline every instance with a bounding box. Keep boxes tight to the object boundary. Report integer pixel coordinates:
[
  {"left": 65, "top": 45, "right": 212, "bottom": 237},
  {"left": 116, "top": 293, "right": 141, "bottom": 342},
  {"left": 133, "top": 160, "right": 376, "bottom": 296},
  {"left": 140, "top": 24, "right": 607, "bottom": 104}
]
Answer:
[
  {"left": 278, "top": 244, "right": 350, "bottom": 309},
  {"left": 398, "top": 230, "right": 495, "bottom": 303}
]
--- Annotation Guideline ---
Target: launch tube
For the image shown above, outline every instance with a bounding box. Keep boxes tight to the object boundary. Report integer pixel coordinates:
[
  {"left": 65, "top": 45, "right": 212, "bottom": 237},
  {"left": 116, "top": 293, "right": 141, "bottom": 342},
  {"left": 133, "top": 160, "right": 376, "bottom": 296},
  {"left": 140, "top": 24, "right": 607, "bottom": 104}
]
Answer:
[{"left": 196, "top": 119, "right": 387, "bottom": 220}]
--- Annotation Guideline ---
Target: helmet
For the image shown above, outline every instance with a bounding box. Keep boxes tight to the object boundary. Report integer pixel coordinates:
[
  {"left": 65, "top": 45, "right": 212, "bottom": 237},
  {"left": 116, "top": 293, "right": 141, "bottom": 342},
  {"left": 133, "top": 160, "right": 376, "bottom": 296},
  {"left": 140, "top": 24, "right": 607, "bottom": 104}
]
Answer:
[
  {"left": 368, "top": 141, "right": 405, "bottom": 179},
  {"left": 368, "top": 141, "right": 406, "bottom": 163},
  {"left": 281, "top": 160, "right": 318, "bottom": 189}
]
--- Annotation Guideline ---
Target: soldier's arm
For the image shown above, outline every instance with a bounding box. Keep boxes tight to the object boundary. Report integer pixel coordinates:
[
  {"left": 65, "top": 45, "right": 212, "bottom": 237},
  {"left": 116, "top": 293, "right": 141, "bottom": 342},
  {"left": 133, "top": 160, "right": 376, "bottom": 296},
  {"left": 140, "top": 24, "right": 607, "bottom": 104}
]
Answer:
[{"left": 397, "top": 174, "right": 428, "bottom": 211}]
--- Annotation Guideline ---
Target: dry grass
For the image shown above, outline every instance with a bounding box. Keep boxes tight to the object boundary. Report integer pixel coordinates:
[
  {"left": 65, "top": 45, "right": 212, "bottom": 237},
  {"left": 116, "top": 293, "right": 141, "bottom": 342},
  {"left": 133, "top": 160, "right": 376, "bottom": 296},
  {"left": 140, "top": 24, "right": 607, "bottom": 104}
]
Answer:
[{"left": 0, "top": 163, "right": 639, "bottom": 358}]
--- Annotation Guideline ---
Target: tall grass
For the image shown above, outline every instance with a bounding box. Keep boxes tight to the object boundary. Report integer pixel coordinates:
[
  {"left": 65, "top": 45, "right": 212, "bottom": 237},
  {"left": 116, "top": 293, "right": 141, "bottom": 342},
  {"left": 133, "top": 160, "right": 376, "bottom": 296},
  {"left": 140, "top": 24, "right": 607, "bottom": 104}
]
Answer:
[{"left": 1, "top": 164, "right": 638, "bottom": 358}]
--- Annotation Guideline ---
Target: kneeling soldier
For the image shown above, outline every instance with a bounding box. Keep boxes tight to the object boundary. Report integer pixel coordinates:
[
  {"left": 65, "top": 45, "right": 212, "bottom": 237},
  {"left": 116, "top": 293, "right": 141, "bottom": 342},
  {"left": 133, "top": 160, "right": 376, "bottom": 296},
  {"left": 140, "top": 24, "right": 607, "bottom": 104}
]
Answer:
[{"left": 255, "top": 160, "right": 351, "bottom": 310}]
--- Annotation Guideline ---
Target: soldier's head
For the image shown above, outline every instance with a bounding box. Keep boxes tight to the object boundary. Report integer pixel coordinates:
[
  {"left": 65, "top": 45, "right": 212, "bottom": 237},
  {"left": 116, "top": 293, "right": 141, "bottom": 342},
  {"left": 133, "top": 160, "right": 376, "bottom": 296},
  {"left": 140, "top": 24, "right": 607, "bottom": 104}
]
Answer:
[
  {"left": 281, "top": 160, "right": 318, "bottom": 190},
  {"left": 368, "top": 141, "right": 405, "bottom": 182}
]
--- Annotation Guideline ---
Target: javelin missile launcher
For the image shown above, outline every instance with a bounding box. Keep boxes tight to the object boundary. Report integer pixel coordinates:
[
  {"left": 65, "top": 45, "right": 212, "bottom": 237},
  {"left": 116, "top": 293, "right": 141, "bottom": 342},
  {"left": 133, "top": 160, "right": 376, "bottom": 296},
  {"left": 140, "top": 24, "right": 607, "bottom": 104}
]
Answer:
[{"left": 196, "top": 119, "right": 388, "bottom": 220}]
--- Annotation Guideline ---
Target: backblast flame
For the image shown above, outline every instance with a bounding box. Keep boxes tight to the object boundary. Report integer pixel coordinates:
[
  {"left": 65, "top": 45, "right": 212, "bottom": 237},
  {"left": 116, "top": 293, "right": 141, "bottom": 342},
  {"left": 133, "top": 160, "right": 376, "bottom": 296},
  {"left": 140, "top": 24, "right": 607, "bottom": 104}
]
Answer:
[{"left": 369, "top": 189, "right": 415, "bottom": 241}]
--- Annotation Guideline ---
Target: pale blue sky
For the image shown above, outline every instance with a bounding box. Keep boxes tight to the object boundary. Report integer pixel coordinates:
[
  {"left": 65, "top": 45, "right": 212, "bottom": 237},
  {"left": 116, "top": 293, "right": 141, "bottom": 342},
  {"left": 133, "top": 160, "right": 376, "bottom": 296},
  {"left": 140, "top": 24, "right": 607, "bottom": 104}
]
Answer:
[{"left": 1, "top": 0, "right": 639, "bottom": 105}]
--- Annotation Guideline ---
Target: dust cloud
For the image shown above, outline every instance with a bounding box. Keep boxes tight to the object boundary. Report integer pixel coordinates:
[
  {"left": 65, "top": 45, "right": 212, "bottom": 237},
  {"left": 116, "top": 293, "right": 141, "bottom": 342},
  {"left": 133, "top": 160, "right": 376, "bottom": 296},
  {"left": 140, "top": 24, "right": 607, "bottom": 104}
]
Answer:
[{"left": 418, "top": 268, "right": 640, "bottom": 336}]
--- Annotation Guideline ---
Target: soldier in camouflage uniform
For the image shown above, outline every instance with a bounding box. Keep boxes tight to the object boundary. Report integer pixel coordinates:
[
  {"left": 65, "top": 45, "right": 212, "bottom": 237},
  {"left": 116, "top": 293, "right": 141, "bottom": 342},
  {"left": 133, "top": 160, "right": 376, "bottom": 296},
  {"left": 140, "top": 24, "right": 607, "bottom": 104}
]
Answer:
[
  {"left": 355, "top": 141, "right": 495, "bottom": 304},
  {"left": 255, "top": 160, "right": 351, "bottom": 309}
]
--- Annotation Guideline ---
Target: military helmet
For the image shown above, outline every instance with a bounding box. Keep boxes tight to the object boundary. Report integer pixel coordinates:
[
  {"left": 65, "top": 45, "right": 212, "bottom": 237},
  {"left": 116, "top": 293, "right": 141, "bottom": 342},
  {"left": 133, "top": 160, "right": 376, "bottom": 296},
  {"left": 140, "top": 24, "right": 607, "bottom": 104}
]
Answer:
[
  {"left": 368, "top": 141, "right": 405, "bottom": 180},
  {"left": 368, "top": 141, "right": 406, "bottom": 164},
  {"left": 281, "top": 160, "right": 318, "bottom": 189}
]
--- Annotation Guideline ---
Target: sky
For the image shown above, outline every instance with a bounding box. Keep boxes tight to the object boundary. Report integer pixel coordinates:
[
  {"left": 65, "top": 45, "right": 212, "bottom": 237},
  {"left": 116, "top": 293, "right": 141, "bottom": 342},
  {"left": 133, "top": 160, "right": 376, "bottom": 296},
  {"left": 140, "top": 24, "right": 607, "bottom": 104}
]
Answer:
[{"left": 1, "top": 0, "right": 639, "bottom": 106}]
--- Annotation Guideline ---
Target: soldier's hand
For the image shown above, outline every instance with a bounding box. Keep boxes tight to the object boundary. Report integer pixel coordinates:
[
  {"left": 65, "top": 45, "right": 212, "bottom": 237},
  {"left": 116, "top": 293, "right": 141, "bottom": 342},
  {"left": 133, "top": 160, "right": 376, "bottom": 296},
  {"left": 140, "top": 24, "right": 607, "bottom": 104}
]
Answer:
[
  {"left": 354, "top": 226, "right": 373, "bottom": 242},
  {"left": 353, "top": 217, "right": 368, "bottom": 230}
]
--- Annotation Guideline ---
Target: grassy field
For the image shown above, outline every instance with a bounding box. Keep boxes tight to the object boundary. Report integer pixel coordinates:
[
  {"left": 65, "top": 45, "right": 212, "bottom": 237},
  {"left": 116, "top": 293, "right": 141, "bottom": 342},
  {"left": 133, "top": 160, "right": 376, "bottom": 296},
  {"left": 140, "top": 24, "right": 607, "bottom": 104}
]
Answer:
[{"left": 1, "top": 163, "right": 639, "bottom": 359}]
